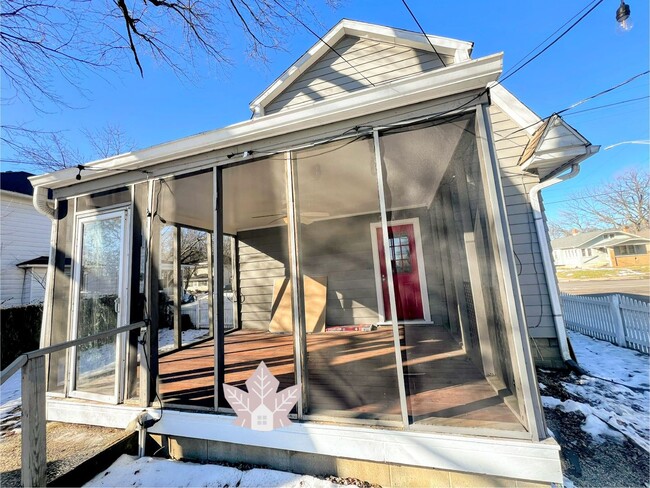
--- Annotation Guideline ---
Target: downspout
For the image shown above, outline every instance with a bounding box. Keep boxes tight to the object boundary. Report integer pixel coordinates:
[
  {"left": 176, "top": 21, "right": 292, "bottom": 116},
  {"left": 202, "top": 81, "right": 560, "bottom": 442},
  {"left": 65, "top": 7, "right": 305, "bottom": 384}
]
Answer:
[
  {"left": 33, "top": 186, "right": 56, "bottom": 220},
  {"left": 529, "top": 162, "right": 589, "bottom": 373}
]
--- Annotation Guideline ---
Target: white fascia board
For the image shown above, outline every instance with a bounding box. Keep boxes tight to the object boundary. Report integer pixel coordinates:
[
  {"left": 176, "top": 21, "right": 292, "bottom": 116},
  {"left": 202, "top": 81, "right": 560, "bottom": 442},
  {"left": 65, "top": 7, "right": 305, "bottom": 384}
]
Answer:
[
  {"left": 250, "top": 19, "right": 474, "bottom": 111},
  {"left": 30, "top": 53, "right": 503, "bottom": 191},
  {"left": 489, "top": 83, "right": 542, "bottom": 135},
  {"left": 520, "top": 145, "right": 591, "bottom": 173},
  {"left": 148, "top": 409, "right": 562, "bottom": 484}
]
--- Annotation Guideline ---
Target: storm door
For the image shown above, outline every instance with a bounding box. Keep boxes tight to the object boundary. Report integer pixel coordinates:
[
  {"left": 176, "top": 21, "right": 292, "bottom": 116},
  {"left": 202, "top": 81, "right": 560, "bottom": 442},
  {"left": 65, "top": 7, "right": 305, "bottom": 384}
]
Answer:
[{"left": 69, "top": 208, "right": 130, "bottom": 403}]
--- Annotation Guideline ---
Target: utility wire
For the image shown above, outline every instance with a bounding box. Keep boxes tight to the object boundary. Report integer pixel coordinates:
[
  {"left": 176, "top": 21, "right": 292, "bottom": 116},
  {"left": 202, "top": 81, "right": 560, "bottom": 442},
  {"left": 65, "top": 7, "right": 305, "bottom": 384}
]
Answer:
[
  {"left": 500, "top": 0, "right": 600, "bottom": 80},
  {"left": 499, "top": 0, "right": 604, "bottom": 84},
  {"left": 400, "top": 0, "right": 447, "bottom": 67},
  {"left": 271, "top": 0, "right": 375, "bottom": 87},
  {"left": 563, "top": 95, "right": 650, "bottom": 116},
  {"left": 556, "top": 70, "right": 650, "bottom": 115},
  {"left": 500, "top": 71, "right": 650, "bottom": 138}
]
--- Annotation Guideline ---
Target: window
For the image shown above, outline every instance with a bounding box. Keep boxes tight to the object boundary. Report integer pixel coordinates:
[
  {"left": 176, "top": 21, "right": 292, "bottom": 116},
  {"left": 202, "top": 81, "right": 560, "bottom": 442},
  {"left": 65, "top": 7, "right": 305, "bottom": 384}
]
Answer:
[
  {"left": 615, "top": 245, "right": 645, "bottom": 256},
  {"left": 390, "top": 234, "right": 412, "bottom": 273}
]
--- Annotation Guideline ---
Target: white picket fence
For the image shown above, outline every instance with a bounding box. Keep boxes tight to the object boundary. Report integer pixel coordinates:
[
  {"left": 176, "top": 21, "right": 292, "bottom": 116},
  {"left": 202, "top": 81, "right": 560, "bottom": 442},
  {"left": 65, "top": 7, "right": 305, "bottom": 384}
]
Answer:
[
  {"left": 560, "top": 293, "right": 650, "bottom": 354},
  {"left": 180, "top": 293, "right": 234, "bottom": 330}
]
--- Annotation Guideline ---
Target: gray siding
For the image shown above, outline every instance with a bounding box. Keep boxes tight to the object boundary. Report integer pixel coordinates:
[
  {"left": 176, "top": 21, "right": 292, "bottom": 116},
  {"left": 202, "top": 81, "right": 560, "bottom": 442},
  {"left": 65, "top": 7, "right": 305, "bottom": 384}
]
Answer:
[
  {"left": 265, "top": 35, "right": 451, "bottom": 115},
  {"left": 237, "top": 227, "right": 290, "bottom": 331},
  {"left": 237, "top": 210, "right": 448, "bottom": 330},
  {"left": 490, "top": 104, "right": 557, "bottom": 340}
]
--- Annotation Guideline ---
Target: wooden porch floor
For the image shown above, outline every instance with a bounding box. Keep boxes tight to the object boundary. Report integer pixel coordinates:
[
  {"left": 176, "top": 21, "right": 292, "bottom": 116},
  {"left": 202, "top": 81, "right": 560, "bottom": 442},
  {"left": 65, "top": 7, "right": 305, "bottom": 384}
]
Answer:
[{"left": 158, "top": 326, "right": 525, "bottom": 431}]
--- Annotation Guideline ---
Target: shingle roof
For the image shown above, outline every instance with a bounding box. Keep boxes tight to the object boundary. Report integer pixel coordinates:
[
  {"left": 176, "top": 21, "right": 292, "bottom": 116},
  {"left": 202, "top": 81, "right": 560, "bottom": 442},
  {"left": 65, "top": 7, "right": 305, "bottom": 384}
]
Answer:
[
  {"left": 1, "top": 171, "right": 35, "bottom": 196},
  {"left": 551, "top": 229, "right": 650, "bottom": 250}
]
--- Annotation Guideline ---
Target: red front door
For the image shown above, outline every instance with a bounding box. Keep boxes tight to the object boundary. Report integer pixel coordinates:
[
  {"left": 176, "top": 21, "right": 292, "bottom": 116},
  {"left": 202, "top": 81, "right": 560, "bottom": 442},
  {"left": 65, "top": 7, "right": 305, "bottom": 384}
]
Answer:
[{"left": 376, "top": 223, "right": 424, "bottom": 321}]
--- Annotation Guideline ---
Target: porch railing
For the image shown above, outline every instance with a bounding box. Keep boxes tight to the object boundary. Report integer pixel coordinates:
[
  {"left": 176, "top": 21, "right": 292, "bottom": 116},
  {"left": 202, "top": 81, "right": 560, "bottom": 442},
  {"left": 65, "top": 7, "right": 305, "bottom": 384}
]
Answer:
[
  {"left": 0, "top": 321, "right": 147, "bottom": 487},
  {"left": 560, "top": 293, "right": 650, "bottom": 354}
]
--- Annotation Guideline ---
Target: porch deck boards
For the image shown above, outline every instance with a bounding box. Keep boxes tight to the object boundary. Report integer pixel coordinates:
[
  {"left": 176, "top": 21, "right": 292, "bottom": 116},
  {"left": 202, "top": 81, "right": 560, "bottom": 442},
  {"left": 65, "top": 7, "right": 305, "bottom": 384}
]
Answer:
[{"left": 158, "top": 326, "right": 524, "bottom": 430}]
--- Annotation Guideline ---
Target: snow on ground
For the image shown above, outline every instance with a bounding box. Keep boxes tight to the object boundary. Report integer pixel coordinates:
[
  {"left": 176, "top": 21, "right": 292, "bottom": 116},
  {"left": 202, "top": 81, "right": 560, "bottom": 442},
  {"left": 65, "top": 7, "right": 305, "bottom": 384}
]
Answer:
[
  {"left": 158, "top": 328, "right": 211, "bottom": 353},
  {"left": 85, "top": 455, "right": 343, "bottom": 488},
  {"left": 541, "top": 330, "right": 649, "bottom": 451},
  {"left": 0, "top": 371, "right": 21, "bottom": 434}
]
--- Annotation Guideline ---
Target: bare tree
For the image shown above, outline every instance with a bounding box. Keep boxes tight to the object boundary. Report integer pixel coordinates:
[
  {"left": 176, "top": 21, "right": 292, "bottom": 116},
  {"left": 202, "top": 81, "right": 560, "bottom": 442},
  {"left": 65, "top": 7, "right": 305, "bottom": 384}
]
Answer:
[
  {"left": 1, "top": 0, "right": 333, "bottom": 109},
  {"left": 1, "top": 123, "right": 136, "bottom": 172},
  {"left": 548, "top": 168, "right": 650, "bottom": 234},
  {"left": 570, "top": 169, "right": 649, "bottom": 231}
]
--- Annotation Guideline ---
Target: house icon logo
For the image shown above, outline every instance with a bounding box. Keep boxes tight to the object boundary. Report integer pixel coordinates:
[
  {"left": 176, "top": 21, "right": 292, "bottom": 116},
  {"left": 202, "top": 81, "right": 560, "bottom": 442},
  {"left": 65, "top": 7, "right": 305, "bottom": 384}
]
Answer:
[{"left": 223, "top": 361, "right": 299, "bottom": 431}]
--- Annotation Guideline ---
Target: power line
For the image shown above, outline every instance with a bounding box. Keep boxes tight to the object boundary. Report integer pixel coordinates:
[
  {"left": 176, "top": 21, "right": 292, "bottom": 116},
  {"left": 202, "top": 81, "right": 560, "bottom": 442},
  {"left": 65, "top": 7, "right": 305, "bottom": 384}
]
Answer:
[
  {"left": 563, "top": 96, "right": 650, "bottom": 116},
  {"left": 499, "top": 71, "right": 650, "bottom": 138},
  {"left": 557, "top": 71, "right": 650, "bottom": 115},
  {"left": 400, "top": 0, "right": 447, "bottom": 67},
  {"left": 499, "top": 0, "right": 604, "bottom": 84},
  {"left": 270, "top": 0, "right": 376, "bottom": 88},
  {"left": 500, "top": 0, "right": 600, "bottom": 80}
]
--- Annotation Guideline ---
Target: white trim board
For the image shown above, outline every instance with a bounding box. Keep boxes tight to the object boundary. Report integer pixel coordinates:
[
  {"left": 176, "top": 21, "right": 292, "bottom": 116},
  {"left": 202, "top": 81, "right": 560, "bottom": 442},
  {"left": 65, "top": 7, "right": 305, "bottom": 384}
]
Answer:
[
  {"left": 369, "top": 218, "right": 431, "bottom": 323},
  {"left": 147, "top": 409, "right": 563, "bottom": 484},
  {"left": 30, "top": 54, "right": 502, "bottom": 192}
]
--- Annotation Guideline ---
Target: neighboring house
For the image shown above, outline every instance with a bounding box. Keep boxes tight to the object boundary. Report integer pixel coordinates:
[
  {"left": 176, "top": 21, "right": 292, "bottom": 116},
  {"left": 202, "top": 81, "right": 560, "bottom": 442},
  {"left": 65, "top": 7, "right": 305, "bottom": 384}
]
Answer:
[
  {"left": 552, "top": 229, "right": 650, "bottom": 268},
  {"left": 0, "top": 171, "right": 53, "bottom": 307},
  {"left": 30, "top": 21, "right": 600, "bottom": 486}
]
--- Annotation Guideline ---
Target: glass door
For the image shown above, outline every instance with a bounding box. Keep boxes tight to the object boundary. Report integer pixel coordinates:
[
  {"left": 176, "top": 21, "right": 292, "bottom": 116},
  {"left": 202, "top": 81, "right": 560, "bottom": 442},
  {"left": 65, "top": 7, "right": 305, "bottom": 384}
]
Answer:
[{"left": 69, "top": 208, "right": 130, "bottom": 403}]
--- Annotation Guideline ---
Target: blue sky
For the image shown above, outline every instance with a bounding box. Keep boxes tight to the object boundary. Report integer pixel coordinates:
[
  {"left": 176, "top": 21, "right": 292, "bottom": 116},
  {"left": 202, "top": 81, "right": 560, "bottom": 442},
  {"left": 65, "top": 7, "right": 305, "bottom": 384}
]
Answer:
[{"left": 2, "top": 0, "right": 648, "bottom": 221}]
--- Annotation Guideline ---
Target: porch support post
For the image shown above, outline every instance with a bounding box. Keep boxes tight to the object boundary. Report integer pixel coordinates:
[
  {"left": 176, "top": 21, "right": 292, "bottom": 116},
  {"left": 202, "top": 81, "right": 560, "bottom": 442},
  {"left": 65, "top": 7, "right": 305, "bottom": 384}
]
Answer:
[
  {"left": 21, "top": 356, "right": 46, "bottom": 488},
  {"left": 207, "top": 231, "right": 214, "bottom": 338},
  {"left": 141, "top": 179, "right": 156, "bottom": 407},
  {"left": 286, "top": 151, "right": 308, "bottom": 418},
  {"left": 214, "top": 168, "right": 225, "bottom": 409},
  {"left": 372, "top": 129, "right": 409, "bottom": 428},
  {"left": 173, "top": 225, "right": 182, "bottom": 349},
  {"left": 475, "top": 104, "right": 545, "bottom": 440}
]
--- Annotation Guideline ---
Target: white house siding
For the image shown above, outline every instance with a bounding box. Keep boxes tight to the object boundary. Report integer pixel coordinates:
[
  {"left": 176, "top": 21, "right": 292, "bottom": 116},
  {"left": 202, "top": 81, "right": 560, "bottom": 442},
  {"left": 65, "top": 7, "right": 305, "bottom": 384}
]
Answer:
[
  {"left": 0, "top": 191, "right": 52, "bottom": 307},
  {"left": 265, "top": 35, "right": 451, "bottom": 115},
  {"left": 489, "top": 104, "right": 562, "bottom": 365}
]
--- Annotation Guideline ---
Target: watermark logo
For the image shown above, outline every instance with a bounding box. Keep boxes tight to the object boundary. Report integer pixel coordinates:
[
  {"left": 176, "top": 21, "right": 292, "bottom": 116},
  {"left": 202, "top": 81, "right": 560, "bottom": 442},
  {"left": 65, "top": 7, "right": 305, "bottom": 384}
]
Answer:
[{"left": 223, "top": 361, "right": 299, "bottom": 431}]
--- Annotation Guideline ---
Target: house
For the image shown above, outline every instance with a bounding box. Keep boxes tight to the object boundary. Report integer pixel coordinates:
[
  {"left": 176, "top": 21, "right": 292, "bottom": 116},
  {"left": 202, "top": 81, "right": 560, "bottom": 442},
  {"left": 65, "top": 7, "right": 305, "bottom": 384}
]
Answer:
[
  {"left": 552, "top": 229, "right": 650, "bottom": 268},
  {"left": 28, "top": 20, "right": 599, "bottom": 486},
  {"left": 0, "top": 171, "right": 54, "bottom": 307}
]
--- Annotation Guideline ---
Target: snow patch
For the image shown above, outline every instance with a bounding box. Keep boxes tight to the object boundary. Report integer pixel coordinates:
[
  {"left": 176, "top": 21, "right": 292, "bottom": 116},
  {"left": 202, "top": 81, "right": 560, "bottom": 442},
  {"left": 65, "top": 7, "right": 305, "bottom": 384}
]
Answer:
[{"left": 85, "top": 455, "right": 343, "bottom": 488}]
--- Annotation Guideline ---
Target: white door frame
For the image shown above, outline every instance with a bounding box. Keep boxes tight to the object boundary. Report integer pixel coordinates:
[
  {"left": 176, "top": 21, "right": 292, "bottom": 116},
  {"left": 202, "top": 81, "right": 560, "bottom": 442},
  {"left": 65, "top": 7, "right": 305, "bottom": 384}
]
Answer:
[
  {"left": 68, "top": 206, "right": 131, "bottom": 404},
  {"left": 370, "top": 218, "right": 432, "bottom": 324}
]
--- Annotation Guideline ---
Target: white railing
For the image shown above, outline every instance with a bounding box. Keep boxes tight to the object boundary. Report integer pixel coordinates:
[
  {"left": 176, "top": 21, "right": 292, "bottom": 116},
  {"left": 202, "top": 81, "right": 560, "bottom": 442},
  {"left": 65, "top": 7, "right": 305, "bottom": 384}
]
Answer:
[
  {"left": 560, "top": 293, "right": 650, "bottom": 354},
  {"left": 180, "top": 293, "right": 234, "bottom": 329}
]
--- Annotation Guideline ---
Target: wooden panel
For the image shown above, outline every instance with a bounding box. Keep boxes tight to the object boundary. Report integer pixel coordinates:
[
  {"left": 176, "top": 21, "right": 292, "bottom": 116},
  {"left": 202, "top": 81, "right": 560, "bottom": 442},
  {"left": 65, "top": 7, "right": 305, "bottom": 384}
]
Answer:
[{"left": 269, "top": 276, "right": 327, "bottom": 333}]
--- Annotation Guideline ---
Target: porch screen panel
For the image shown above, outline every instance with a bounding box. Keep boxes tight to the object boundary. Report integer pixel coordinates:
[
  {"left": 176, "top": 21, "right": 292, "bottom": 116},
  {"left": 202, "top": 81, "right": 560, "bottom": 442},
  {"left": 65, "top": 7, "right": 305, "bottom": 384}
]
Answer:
[
  {"left": 294, "top": 137, "right": 402, "bottom": 422},
  {"left": 154, "top": 169, "right": 215, "bottom": 407},
  {"left": 220, "top": 156, "right": 296, "bottom": 411},
  {"left": 378, "top": 116, "right": 527, "bottom": 432}
]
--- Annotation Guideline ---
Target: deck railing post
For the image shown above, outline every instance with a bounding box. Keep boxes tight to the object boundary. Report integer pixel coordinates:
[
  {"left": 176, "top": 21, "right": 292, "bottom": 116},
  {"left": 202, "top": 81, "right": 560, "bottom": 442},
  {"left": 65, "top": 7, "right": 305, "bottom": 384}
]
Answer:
[
  {"left": 610, "top": 294, "right": 627, "bottom": 347},
  {"left": 22, "top": 355, "right": 46, "bottom": 488}
]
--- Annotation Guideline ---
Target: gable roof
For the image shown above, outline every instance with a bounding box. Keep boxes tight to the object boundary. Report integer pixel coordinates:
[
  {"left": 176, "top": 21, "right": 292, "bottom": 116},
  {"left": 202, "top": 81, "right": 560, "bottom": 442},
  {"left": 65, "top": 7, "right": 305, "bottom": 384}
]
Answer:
[
  {"left": 551, "top": 229, "right": 650, "bottom": 250},
  {"left": 250, "top": 19, "right": 474, "bottom": 115},
  {"left": 1, "top": 171, "right": 36, "bottom": 196}
]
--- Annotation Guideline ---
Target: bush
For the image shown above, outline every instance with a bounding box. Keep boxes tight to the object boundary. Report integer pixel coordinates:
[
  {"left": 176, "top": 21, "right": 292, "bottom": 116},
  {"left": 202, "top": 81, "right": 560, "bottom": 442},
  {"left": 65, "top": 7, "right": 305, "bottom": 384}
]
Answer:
[{"left": 1, "top": 304, "right": 43, "bottom": 369}]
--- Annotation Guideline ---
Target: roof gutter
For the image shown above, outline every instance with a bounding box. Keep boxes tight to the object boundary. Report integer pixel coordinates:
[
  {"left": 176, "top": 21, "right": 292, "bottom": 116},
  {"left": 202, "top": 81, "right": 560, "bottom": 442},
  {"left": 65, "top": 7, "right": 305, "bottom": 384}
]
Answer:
[
  {"left": 528, "top": 147, "right": 598, "bottom": 371},
  {"left": 33, "top": 186, "right": 56, "bottom": 220}
]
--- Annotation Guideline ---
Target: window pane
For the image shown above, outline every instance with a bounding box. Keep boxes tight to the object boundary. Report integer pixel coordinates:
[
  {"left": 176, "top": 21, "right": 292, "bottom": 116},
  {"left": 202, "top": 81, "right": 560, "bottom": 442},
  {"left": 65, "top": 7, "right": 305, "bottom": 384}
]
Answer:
[
  {"left": 378, "top": 116, "right": 527, "bottom": 432},
  {"left": 294, "top": 137, "right": 402, "bottom": 422}
]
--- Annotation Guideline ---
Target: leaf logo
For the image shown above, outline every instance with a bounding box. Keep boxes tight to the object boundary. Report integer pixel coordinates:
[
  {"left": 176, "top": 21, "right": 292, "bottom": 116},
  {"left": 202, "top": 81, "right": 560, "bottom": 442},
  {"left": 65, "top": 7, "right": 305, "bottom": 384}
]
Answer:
[{"left": 223, "top": 361, "right": 299, "bottom": 431}]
